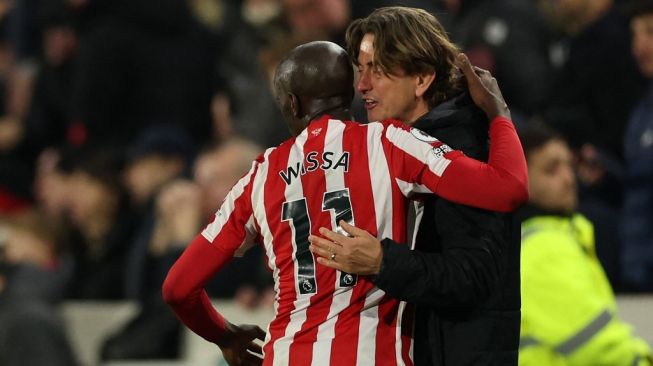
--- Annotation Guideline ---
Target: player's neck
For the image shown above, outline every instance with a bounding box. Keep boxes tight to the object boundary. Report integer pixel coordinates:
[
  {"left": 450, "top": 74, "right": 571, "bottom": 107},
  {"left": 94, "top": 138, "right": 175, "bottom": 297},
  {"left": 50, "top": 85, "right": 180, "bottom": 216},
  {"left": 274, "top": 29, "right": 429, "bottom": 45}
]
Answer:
[{"left": 305, "top": 96, "right": 352, "bottom": 123}]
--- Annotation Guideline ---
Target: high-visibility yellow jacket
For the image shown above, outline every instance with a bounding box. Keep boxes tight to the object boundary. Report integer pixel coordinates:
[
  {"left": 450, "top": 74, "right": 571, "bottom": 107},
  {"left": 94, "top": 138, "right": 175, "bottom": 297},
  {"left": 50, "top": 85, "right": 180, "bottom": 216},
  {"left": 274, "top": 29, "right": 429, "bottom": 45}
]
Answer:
[{"left": 520, "top": 213, "right": 652, "bottom": 366}]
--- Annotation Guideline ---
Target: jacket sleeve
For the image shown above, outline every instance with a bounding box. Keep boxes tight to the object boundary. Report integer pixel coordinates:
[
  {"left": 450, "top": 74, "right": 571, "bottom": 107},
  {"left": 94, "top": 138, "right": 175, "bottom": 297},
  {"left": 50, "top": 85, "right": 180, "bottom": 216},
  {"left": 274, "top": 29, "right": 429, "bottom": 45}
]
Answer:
[{"left": 373, "top": 199, "right": 503, "bottom": 308}]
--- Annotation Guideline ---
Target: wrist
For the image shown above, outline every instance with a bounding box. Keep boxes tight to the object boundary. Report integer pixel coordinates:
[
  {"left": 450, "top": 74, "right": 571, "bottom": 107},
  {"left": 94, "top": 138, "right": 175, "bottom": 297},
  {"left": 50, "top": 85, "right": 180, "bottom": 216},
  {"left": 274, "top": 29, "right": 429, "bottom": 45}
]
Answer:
[
  {"left": 487, "top": 108, "right": 511, "bottom": 122},
  {"left": 216, "top": 322, "right": 237, "bottom": 348},
  {"left": 489, "top": 114, "right": 512, "bottom": 125},
  {"left": 372, "top": 245, "right": 383, "bottom": 275}
]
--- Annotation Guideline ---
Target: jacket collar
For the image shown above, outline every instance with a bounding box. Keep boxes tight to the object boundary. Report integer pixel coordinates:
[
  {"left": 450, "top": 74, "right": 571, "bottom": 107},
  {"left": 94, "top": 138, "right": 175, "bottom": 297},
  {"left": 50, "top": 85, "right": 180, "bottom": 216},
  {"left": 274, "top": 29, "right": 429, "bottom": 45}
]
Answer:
[
  {"left": 412, "top": 91, "right": 487, "bottom": 132},
  {"left": 516, "top": 204, "right": 575, "bottom": 223}
]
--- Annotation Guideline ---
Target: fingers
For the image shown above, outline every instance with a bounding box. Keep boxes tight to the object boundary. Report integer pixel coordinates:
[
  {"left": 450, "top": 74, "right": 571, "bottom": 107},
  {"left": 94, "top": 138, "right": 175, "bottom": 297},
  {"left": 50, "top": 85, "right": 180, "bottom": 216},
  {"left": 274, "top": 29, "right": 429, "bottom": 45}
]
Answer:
[
  {"left": 338, "top": 220, "right": 369, "bottom": 237},
  {"left": 243, "top": 350, "right": 263, "bottom": 366},
  {"left": 317, "top": 227, "right": 348, "bottom": 244},
  {"left": 254, "top": 326, "right": 266, "bottom": 341},
  {"left": 247, "top": 341, "right": 263, "bottom": 355},
  {"left": 456, "top": 53, "right": 480, "bottom": 85},
  {"left": 315, "top": 255, "right": 345, "bottom": 271},
  {"left": 457, "top": 54, "right": 496, "bottom": 92},
  {"left": 308, "top": 235, "right": 343, "bottom": 271},
  {"left": 242, "top": 324, "right": 266, "bottom": 341},
  {"left": 473, "top": 65, "right": 489, "bottom": 75},
  {"left": 309, "top": 234, "right": 341, "bottom": 252},
  {"left": 308, "top": 237, "right": 336, "bottom": 259}
]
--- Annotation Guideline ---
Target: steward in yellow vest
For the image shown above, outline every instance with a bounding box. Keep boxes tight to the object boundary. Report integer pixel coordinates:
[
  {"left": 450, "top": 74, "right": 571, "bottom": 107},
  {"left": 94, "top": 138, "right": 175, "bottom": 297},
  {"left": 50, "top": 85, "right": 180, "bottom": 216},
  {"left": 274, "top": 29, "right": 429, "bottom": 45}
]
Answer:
[
  {"left": 520, "top": 211, "right": 652, "bottom": 365},
  {"left": 517, "top": 122, "right": 652, "bottom": 366}
]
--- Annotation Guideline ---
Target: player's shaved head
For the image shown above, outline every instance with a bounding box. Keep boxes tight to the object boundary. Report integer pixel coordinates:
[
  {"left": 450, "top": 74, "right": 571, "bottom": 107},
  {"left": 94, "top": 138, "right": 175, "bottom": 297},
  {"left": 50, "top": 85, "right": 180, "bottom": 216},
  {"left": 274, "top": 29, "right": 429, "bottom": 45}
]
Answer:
[
  {"left": 273, "top": 41, "right": 354, "bottom": 135},
  {"left": 275, "top": 41, "right": 353, "bottom": 99}
]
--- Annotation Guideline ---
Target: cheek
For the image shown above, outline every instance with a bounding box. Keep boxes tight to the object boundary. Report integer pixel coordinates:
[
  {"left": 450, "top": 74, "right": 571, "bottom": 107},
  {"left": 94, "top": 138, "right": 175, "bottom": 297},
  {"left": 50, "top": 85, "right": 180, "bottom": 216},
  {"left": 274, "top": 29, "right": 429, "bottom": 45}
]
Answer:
[
  {"left": 528, "top": 174, "right": 554, "bottom": 200},
  {"left": 378, "top": 83, "right": 403, "bottom": 108}
]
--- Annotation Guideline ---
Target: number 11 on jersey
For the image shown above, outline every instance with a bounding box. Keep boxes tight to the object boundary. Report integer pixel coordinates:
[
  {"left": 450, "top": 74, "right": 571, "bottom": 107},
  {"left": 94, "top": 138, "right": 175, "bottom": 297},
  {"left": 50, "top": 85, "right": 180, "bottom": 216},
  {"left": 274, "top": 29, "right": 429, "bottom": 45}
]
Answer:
[{"left": 282, "top": 188, "right": 358, "bottom": 295}]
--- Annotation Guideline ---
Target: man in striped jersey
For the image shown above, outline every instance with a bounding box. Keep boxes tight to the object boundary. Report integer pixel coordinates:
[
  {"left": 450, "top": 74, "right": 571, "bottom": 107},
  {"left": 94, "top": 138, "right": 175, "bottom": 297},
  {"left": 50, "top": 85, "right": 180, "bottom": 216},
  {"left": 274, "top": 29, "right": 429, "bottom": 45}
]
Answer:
[{"left": 163, "top": 41, "right": 526, "bottom": 366}]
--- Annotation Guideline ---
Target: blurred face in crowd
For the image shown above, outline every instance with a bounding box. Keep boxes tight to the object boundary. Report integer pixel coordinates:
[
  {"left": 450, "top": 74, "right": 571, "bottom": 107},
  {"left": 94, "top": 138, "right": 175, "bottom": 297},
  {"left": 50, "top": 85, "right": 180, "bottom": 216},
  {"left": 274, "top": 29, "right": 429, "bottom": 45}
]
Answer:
[
  {"left": 527, "top": 138, "right": 577, "bottom": 213},
  {"left": 67, "top": 172, "right": 119, "bottom": 227},
  {"left": 283, "top": 0, "right": 349, "bottom": 36},
  {"left": 193, "top": 150, "right": 244, "bottom": 218},
  {"left": 356, "top": 33, "right": 430, "bottom": 123},
  {"left": 43, "top": 25, "right": 77, "bottom": 66},
  {"left": 548, "top": 0, "right": 589, "bottom": 27},
  {"left": 631, "top": 12, "right": 653, "bottom": 78},
  {"left": 124, "top": 155, "right": 185, "bottom": 205}
]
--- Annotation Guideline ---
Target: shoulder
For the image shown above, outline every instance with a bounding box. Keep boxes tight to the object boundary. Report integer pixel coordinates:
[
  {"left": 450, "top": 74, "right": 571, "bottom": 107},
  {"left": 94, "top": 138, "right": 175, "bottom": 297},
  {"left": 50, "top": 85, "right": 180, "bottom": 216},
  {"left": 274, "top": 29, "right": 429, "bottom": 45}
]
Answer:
[
  {"left": 361, "top": 119, "right": 409, "bottom": 143},
  {"left": 520, "top": 221, "right": 580, "bottom": 262},
  {"left": 367, "top": 119, "right": 406, "bottom": 133}
]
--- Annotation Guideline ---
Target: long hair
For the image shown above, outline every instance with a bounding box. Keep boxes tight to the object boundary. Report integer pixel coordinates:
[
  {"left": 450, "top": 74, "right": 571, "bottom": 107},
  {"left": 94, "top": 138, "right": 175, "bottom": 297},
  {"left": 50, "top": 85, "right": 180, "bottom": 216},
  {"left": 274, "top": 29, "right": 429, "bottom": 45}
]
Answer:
[{"left": 346, "top": 7, "right": 463, "bottom": 107}]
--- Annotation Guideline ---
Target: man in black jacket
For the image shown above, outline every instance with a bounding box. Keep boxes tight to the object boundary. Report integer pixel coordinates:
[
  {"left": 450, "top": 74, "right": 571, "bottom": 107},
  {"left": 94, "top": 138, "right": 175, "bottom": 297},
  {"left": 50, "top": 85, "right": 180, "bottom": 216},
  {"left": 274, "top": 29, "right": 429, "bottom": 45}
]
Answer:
[{"left": 309, "top": 7, "right": 520, "bottom": 365}]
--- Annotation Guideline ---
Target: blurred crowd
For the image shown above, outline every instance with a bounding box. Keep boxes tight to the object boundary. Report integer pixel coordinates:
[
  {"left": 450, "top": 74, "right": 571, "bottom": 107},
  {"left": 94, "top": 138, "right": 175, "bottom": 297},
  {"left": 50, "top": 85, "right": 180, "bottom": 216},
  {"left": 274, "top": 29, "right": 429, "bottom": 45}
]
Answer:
[{"left": 0, "top": 0, "right": 651, "bottom": 364}]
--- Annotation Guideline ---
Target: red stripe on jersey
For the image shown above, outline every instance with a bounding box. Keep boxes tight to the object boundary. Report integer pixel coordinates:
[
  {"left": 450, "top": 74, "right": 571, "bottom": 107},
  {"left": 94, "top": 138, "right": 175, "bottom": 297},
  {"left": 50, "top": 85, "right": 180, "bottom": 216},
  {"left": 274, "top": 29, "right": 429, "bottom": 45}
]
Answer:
[
  {"left": 288, "top": 119, "right": 332, "bottom": 366},
  {"left": 375, "top": 297, "right": 399, "bottom": 365},
  {"left": 262, "top": 141, "right": 295, "bottom": 365},
  {"left": 328, "top": 122, "right": 378, "bottom": 364}
]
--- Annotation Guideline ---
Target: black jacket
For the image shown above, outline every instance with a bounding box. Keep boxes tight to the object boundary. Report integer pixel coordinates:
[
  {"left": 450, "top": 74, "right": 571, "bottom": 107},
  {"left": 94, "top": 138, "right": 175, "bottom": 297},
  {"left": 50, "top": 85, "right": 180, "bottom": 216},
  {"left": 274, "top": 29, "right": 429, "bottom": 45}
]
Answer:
[{"left": 373, "top": 93, "right": 521, "bottom": 365}]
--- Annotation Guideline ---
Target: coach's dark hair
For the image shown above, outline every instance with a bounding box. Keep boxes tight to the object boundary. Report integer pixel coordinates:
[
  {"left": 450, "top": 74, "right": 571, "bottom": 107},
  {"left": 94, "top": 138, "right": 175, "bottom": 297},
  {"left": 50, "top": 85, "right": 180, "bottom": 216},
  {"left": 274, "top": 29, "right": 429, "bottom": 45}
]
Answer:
[
  {"left": 346, "top": 6, "right": 463, "bottom": 108},
  {"left": 518, "top": 120, "right": 565, "bottom": 160}
]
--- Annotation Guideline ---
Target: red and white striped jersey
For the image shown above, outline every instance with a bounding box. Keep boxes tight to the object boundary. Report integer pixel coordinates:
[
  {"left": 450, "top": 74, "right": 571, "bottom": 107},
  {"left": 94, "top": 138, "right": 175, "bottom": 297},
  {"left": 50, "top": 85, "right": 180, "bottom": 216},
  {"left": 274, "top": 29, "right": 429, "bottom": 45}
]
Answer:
[{"left": 164, "top": 114, "right": 527, "bottom": 366}]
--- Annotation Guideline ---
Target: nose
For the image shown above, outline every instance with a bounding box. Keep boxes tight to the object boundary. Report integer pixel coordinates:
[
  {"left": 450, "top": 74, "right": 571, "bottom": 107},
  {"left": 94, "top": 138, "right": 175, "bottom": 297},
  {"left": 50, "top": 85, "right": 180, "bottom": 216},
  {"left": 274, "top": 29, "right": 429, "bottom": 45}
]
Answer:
[{"left": 357, "top": 69, "right": 371, "bottom": 94}]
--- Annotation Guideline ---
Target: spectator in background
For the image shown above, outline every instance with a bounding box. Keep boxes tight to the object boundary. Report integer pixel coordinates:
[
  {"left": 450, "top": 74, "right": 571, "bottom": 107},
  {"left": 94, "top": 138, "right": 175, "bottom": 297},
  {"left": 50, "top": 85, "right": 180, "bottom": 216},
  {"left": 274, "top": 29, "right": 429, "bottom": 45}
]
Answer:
[
  {"left": 0, "top": 210, "right": 78, "bottom": 366},
  {"left": 282, "top": 0, "right": 350, "bottom": 44},
  {"left": 211, "top": 0, "right": 289, "bottom": 147},
  {"left": 122, "top": 125, "right": 192, "bottom": 210},
  {"left": 121, "top": 125, "right": 193, "bottom": 300},
  {"left": 71, "top": 0, "right": 215, "bottom": 148},
  {"left": 0, "top": 0, "right": 38, "bottom": 212},
  {"left": 100, "top": 125, "right": 193, "bottom": 360},
  {"left": 517, "top": 121, "right": 652, "bottom": 366},
  {"left": 282, "top": 0, "right": 438, "bottom": 46},
  {"left": 64, "top": 148, "right": 137, "bottom": 300},
  {"left": 442, "top": 0, "right": 555, "bottom": 123},
  {"left": 20, "top": 0, "right": 77, "bottom": 160},
  {"left": 158, "top": 138, "right": 267, "bottom": 306},
  {"left": 543, "top": 0, "right": 646, "bottom": 161},
  {"left": 101, "top": 135, "right": 265, "bottom": 360},
  {"left": 621, "top": 0, "right": 653, "bottom": 291},
  {"left": 539, "top": 0, "right": 643, "bottom": 289}
]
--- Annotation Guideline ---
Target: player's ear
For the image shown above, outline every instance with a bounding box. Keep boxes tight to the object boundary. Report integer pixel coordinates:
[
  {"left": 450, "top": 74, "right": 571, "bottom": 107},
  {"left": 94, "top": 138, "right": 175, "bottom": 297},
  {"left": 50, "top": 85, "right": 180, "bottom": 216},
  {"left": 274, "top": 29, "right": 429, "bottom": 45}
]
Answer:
[
  {"left": 415, "top": 72, "right": 436, "bottom": 98},
  {"left": 289, "top": 93, "right": 301, "bottom": 117}
]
